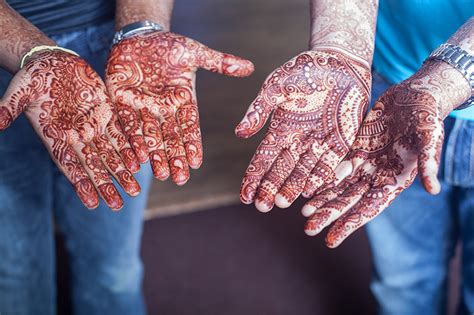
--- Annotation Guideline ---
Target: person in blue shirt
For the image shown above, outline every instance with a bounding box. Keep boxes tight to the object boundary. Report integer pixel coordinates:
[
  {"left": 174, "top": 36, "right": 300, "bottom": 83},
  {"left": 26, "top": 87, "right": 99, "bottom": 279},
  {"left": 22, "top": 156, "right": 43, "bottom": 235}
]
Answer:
[{"left": 237, "top": 1, "right": 473, "bottom": 314}]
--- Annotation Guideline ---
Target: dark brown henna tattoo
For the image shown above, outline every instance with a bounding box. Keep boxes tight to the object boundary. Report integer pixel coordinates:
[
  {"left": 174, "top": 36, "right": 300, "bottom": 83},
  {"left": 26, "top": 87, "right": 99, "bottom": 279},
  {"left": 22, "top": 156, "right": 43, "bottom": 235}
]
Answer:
[
  {"left": 237, "top": 50, "right": 370, "bottom": 212},
  {"left": 303, "top": 57, "right": 471, "bottom": 247}
]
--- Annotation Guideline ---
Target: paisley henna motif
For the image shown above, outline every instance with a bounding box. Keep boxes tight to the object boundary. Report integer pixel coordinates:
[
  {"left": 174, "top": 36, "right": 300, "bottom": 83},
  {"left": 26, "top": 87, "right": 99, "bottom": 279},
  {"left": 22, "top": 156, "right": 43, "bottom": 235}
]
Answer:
[
  {"left": 302, "top": 59, "right": 471, "bottom": 248},
  {"left": 106, "top": 31, "right": 254, "bottom": 185},
  {"left": 0, "top": 50, "right": 141, "bottom": 210},
  {"left": 236, "top": 50, "right": 371, "bottom": 212}
]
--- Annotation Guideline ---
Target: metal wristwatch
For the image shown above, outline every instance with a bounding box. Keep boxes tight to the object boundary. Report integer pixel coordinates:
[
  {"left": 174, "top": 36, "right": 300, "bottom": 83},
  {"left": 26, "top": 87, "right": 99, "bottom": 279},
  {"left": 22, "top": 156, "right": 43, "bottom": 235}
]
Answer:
[
  {"left": 426, "top": 43, "right": 474, "bottom": 110},
  {"left": 112, "top": 20, "right": 164, "bottom": 45}
]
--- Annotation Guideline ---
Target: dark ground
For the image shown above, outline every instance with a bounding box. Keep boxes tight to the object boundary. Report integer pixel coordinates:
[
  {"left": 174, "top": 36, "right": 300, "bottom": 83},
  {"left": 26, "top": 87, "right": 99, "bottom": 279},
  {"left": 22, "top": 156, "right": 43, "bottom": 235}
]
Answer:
[{"left": 57, "top": 199, "right": 377, "bottom": 315}]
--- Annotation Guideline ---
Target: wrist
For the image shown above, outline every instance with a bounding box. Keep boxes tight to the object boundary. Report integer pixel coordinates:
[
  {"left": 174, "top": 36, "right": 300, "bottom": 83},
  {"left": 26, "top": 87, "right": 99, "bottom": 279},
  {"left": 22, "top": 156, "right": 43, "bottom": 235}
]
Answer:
[
  {"left": 408, "top": 60, "right": 471, "bottom": 118},
  {"left": 116, "top": 16, "right": 170, "bottom": 32},
  {"left": 115, "top": 0, "right": 174, "bottom": 32},
  {"left": 308, "top": 42, "right": 373, "bottom": 69},
  {"left": 8, "top": 36, "right": 55, "bottom": 73}
]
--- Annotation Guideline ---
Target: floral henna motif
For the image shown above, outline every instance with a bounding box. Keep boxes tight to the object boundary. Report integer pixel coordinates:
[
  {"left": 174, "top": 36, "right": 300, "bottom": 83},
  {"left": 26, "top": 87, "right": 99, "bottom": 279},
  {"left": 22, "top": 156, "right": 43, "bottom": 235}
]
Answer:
[
  {"left": 106, "top": 31, "right": 254, "bottom": 185},
  {"left": 302, "top": 58, "right": 471, "bottom": 247},
  {"left": 0, "top": 50, "right": 141, "bottom": 210},
  {"left": 236, "top": 50, "right": 370, "bottom": 212}
]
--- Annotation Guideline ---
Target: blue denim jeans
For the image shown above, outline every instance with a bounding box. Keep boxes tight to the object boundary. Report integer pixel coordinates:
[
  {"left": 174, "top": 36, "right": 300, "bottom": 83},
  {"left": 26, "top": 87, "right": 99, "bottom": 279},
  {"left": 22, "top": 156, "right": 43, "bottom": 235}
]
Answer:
[
  {"left": 367, "top": 72, "right": 474, "bottom": 315},
  {"left": 0, "top": 22, "right": 152, "bottom": 315}
]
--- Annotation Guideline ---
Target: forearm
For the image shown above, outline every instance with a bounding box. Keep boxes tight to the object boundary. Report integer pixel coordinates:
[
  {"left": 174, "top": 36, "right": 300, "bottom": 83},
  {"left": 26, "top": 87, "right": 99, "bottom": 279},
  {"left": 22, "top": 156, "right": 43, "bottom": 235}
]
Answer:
[
  {"left": 309, "top": 0, "right": 378, "bottom": 67},
  {"left": 115, "top": 0, "right": 174, "bottom": 32},
  {"left": 0, "top": 0, "right": 54, "bottom": 73},
  {"left": 409, "top": 18, "right": 473, "bottom": 118}
]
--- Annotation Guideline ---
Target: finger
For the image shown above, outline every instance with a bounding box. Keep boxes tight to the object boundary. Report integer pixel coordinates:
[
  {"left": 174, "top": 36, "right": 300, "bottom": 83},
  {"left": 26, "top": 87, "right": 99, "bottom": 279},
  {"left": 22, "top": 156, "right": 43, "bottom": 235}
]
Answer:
[
  {"left": 301, "top": 184, "right": 345, "bottom": 217},
  {"left": 417, "top": 126, "right": 444, "bottom": 195},
  {"left": 195, "top": 43, "right": 254, "bottom": 77},
  {"left": 325, "top": 169, "right": 416, "bottom": 248},
  {"left": 240, "top": 131, "right": 282, "bottom": 204},
  {"left": 301, "top": 159, "right": 374, "bottom": 217},
  {"left": 72, "top": 142, "right": 123, "bottom": 210},
  {"left": 235, "top": 94, "right": 282, "bottom": 139},
  {"left": 161, "top": 113, "right": 189, "bottom": 185},
  {"left": 57, "top": 144, "right": 100, "bottom": 209},
  {"left": 275, "top": 140, "right": 329, "bottom": 208},
  {"left": 140, "top": 108, "right": 170, "bottom": 180},
  {"left": 304, "top": 179, "right": 371, "bottom": 236},
  {"left": 175, "top": 92, "right": 203, "bottom": 169},
  {"left": 255, "top": 148, "right": 300, "bottom": 212},
  {"left": 94, "top": 134, "right": 141, "bottom": 197},
  {"left": 116, "top": 100, "right": 149, "bottom": 164},
  {"left": 302, "top": 149, "right": 343, "bottom": 198},
  {"left": 0, "top": 72, "right": 32, "bottom": 130},
  {"left": 106, "top": 113, "right": 141, "bottom": 173}
]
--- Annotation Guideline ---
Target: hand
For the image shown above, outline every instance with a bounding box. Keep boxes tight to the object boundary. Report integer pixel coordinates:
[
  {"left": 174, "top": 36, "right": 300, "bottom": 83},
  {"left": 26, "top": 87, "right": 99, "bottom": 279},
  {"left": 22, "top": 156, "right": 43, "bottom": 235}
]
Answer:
[
  {"left": 301, "top": 60, "right": 471, "bottom": 248},
  {"left": 106, "top": 31, "right": 254, "bottom": 185},
  {"left": 0, "top": 50, "right": 141, "bottom": 210},
  {"left": 235, "top": 50, "right": 371, "bottom": 212}
]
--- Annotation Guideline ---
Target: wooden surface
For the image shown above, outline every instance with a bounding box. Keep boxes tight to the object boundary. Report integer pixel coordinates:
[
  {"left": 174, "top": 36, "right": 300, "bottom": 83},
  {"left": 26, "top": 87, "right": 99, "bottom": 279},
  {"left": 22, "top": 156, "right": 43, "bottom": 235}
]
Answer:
[{"left": 145, "top": 0, "right": 310, "bottom": 218}]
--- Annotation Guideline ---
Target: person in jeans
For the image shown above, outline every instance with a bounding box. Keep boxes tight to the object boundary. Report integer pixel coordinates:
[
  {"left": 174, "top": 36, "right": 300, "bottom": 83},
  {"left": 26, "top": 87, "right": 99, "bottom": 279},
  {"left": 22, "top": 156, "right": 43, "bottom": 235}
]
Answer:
[
  {"left": 236, "top": 0, "right": 473, "bottom": 314},
  {"left": 0, "top": 0, "right": 253, "bottom": 314}
]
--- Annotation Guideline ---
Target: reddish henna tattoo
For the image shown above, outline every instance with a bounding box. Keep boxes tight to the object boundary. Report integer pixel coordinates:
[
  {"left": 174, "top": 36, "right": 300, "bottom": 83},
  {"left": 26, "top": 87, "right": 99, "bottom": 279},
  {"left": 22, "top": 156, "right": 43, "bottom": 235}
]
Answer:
[
  {"left": 106, "top": 31, "right": 254, "bottom": 185},
  {"left": 236, "top": 50, "right": 370, "bottom": 212},
  {"left": 302, "top": 59, "right": 471, "bottom": 247},
  {"left": 0, "top": 50, "right": 141, "bottom": 210}
]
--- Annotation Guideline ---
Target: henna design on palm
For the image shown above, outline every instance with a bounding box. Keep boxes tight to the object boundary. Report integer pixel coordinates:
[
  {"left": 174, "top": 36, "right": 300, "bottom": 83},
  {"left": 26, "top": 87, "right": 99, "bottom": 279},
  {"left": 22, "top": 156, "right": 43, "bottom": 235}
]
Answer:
[
  {"left": 106, "top": 31, "right": 254, "bottom": 185},
  {"left": 0, "top": 51, "right": 141, "bottom": 210},
  {"left": 236, "top": 50, "right": 370, "bottom": 212},
  {"left": 302, "top": 83, "right": 445, "bottom": 247},
  {"left": 301, "top": 55, "right": 472, "bottom": 248}
]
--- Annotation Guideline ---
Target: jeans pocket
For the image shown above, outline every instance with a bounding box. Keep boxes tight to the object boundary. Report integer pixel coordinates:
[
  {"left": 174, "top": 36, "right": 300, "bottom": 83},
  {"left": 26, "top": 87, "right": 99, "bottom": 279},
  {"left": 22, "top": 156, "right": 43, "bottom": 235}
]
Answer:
[{"left": 444, "top": 119, "right": 474, "bottom": 187}]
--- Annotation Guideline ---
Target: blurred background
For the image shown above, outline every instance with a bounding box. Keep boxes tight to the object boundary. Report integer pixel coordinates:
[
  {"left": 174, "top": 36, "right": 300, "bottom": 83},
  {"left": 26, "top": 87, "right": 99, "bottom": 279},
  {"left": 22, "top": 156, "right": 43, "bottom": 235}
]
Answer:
[{"left": 56, "top": 0, "right": 461, "bottom": 314}]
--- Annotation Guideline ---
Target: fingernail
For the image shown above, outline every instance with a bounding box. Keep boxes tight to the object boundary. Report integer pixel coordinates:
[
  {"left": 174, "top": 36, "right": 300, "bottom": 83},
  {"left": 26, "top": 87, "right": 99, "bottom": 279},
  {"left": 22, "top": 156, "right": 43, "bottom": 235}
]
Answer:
[
  {"left": 301, "top": 205, "right": 316, "bottom": 217},
  {"left": 117, "top": 170, "right": 141, "bottom": 196},
  {"left": 121, "top": 148, "right": 140, "bottom": 173},
  {"left": 74, "top": 179, "right": 99, "bottom": 209},
  {"left": 98, "top": 183, "right": 124, "bottom": 210},
  {"left": 129, "top": 135, "right": 149, "bottom": 163}
]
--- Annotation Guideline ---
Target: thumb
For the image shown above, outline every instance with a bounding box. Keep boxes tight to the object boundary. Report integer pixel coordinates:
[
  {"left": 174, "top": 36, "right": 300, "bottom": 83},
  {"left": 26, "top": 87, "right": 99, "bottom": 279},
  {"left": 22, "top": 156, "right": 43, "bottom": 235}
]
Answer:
[
  {"left": 235, "top": 93, "right": 279, "bottom": 138},
  {"left": 195, "top": 43, "right": 254, "bottom": 77},
  {"left": 0, "top": 73, "right": 30, "bottom": 130},
  {"left": 417, "top": 126, "right": 444, "bottom": 195}
]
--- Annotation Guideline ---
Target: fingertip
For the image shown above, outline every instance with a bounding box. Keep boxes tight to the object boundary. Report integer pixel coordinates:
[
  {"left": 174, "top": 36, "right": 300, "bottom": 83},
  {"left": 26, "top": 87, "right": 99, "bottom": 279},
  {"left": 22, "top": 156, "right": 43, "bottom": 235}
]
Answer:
[
  {"left": 188, "top": 157, "right": 203, "bottom": 170},
  {"left": 129, "top": 135, "right": 149, "bottom": 164},
  {"left": 235, "top": 122, "right": 254, "bottom": 139},
  {"left": 240, "top": 196, "right": 254, "bottom": 205},
  {"left": 98, "top": 183, "right": 124, "bottom": 211},
  {"left": 255, "top": 199, "right": 273, "bottom": 213},
  {"left": 304, "top": 226, "right": 318, "bottom": 237},
  {"left": 274, "top": 193, "right": 291, "bottom": 209},
  {"left": 301, "top": 204, "right": 316, "bottom": 217},
  {"left": 223, "top": 57, "right": 255, "bottom": 77},
  {"left": 0, "top": 107, "right": 13, "bottom": 130},
  {"left": 423, "top": 176, "right": 441, "bottom": 195}
]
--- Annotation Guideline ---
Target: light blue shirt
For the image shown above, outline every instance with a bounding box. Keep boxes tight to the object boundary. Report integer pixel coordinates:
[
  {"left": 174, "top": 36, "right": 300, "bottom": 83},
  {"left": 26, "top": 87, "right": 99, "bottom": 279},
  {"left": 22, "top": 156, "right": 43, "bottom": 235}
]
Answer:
[{"left": 373, "top": 0, "right": 473, "bottom": 120}]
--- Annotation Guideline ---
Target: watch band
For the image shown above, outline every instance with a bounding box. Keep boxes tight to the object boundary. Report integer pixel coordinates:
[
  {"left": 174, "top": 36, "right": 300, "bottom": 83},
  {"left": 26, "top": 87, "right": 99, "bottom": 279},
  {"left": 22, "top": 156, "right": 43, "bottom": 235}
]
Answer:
[
  {"left": 112, "top": 20, "right": 164, "bottom": 45},
  {"left": 426, "top": 43, "right": 474, "bottom": 110}
]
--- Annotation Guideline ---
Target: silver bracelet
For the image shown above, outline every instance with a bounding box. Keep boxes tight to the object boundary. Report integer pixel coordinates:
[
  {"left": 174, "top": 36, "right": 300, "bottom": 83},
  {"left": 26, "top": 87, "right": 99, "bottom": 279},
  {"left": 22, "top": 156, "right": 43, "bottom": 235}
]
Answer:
[
  {"left": 426, "top": 43, "right": 474, "bottom": 110},
  {"left": 112, "top": 20, "right": 164, "bottom": 45}
]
